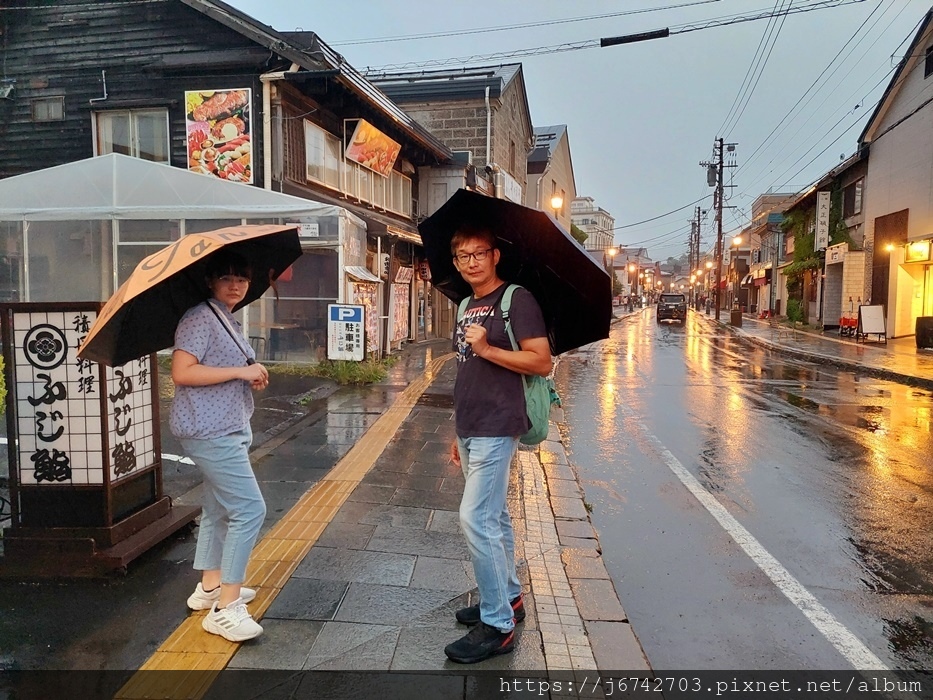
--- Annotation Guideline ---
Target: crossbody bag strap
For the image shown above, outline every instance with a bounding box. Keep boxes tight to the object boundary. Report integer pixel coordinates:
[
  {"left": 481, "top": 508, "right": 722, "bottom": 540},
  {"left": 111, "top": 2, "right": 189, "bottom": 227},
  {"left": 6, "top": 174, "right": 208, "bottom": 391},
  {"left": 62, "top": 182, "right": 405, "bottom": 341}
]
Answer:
[{"left": 206, "top": 300, "right": 255, "bottom": 366}]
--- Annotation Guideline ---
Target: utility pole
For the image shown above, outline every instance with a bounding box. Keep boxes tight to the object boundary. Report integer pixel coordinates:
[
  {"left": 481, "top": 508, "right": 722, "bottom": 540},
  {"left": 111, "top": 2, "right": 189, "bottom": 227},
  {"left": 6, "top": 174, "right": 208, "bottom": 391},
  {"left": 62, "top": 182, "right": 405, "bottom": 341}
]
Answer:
[{"left": 700, "top": 138, "right": 736, "bottom": 322}]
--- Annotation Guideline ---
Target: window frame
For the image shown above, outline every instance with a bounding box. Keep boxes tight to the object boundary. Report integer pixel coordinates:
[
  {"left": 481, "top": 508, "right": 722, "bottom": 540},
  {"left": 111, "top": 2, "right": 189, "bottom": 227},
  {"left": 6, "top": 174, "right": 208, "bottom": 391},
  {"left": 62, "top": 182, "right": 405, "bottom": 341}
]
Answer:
[
  {"left": 32, "top": 96, "right": 65, "bottom": 122},
  {"left": 92, "top": 107, "right": 170, "bottom": 163}
]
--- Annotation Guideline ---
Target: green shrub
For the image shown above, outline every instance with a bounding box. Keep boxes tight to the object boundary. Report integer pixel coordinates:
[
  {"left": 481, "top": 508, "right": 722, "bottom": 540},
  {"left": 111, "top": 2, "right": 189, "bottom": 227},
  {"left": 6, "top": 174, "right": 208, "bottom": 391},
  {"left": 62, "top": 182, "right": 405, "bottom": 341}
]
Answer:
[
  {"left": 269, "top": 355, "right": 398, "bottom": 386},
  {"left": 786, "top": 298, "right": 804, "bottom": 323}
]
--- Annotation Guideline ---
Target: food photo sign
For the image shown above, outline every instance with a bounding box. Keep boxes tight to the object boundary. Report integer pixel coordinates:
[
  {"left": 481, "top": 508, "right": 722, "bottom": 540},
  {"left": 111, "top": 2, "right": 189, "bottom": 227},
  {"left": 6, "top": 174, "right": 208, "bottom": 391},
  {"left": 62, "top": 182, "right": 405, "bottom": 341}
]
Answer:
[
  {"left": 185, "top": 88, "right": 253, "bottom": 183},
  {"left": 345, "top": 118, "right": 401, "bottom": 178}
]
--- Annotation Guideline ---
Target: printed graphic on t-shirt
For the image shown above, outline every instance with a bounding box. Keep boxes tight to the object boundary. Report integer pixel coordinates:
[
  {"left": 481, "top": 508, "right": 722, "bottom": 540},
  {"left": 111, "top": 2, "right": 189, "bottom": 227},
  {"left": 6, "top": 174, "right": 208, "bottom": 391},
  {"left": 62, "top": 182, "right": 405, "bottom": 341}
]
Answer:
[{"left": 455, "top": 304, "right": 497, "bottom": 363}]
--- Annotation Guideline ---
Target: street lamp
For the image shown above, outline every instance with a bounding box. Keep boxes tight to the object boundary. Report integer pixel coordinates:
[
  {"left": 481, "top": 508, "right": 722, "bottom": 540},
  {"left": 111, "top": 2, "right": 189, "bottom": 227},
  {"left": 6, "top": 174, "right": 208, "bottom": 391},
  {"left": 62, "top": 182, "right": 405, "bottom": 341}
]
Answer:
[{"left": 550, "top": 194, "right": 563, "bottom": 219}]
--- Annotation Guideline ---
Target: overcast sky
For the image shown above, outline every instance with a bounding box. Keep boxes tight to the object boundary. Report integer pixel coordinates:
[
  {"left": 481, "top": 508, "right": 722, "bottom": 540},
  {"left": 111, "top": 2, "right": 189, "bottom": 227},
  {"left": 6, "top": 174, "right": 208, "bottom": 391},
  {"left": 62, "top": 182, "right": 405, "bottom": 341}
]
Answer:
[{"left": 225, "top": 0, "right": 928, "bottom": 261}]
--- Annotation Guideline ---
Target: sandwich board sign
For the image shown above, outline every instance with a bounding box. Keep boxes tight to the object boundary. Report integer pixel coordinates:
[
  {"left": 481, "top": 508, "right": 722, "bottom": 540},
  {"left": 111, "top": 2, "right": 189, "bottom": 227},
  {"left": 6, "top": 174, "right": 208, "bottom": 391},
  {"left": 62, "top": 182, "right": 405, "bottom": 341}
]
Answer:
[
  {"left": 856, "top": 304, "right": 887, "bottom": 344},
  {"left": 327, "top": 304, "right": 365, "bottom": 361}
]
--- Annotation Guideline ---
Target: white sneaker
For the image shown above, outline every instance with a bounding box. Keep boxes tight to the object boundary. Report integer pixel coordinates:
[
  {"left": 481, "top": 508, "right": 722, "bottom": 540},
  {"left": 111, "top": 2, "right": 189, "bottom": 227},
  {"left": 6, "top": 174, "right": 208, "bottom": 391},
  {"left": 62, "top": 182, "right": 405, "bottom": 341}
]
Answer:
[
  {"left": 187, "top": 582, "right": 257, "bottom": 610},
  {"left": 202, "top": 598, "right": 263, "bottom": 642}
]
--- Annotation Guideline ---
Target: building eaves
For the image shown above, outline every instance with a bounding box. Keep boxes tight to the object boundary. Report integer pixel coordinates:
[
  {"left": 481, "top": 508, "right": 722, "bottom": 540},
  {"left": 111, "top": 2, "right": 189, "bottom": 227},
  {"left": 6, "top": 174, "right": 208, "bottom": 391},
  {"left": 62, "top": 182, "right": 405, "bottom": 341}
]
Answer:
[
  {"left": 364, "top": 65, "right": 518, "bottom": 104},
  {"left": 859, "top": 8, "right": 933, "bottom": 145},
  {"left": 179, "top": 0, "right": 452, "bottom": 162}
]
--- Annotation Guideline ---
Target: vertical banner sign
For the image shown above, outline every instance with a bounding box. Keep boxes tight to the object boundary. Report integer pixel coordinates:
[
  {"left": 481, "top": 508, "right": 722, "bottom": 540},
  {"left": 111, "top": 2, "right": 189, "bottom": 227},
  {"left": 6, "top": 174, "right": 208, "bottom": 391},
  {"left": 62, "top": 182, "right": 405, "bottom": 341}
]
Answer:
[
  {"left": 12, "top": 308, "right": 155, "bottom": 487},
  {"left": 816, "top": 191, "right": 830, "bottom": 251},
  {"left": 327, "top": 304, "right": 365, "bottom": 361}
]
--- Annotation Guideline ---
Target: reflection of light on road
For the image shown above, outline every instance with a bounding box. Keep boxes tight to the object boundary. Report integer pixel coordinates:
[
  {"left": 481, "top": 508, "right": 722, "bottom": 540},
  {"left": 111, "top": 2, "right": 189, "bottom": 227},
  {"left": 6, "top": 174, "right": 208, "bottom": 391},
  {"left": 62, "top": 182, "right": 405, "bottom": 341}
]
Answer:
[{"left": 598, "top": 345, "right": 618, "bottom": 444}]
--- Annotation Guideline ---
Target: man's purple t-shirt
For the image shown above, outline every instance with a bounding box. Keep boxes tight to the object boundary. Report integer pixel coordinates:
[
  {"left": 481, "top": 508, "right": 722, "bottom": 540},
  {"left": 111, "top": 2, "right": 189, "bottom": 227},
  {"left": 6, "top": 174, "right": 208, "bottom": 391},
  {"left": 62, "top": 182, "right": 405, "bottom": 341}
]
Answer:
[{"left": 453, "top": 284, "right": 547, "bottom": 438}]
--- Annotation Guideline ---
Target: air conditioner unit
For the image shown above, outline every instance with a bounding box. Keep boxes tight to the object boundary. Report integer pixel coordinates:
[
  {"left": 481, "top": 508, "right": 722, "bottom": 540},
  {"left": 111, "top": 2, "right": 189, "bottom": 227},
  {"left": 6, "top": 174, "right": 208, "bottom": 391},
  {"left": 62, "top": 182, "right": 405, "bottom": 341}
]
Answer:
[{"left": 451, "top": 150, "right": 473, "bottom": 166}]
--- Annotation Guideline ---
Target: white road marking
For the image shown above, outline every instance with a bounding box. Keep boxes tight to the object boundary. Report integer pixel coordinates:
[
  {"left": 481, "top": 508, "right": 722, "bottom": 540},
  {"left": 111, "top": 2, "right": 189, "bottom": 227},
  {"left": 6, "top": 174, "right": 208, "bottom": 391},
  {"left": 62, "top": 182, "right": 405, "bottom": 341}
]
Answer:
[{"left": 631, "top": 416, "right": 889, "bottom": 670}]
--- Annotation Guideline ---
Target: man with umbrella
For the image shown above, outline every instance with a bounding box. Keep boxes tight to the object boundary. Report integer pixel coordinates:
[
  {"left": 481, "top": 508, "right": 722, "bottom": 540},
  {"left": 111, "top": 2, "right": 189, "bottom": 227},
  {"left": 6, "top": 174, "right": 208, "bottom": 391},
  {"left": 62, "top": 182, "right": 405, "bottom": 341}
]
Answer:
[{"left": 443, "top": 224, "right": 552, "bottom": 664}]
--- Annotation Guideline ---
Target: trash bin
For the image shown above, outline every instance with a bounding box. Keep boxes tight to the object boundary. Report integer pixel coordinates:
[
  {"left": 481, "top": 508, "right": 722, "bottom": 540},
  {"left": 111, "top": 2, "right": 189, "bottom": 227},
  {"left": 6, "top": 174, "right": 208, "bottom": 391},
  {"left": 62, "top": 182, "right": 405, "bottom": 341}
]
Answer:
[
  {"left": 730, "top": 309, "right": 743, "bottom": 327},
  {"left": 917, "top": 316, "right": 933, "bottom": 349}
]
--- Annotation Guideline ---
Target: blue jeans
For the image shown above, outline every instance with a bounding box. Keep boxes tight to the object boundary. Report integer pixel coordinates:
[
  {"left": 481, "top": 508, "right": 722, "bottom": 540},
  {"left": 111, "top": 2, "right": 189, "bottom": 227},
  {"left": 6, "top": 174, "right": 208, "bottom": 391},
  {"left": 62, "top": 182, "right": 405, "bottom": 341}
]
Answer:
[
  {"left": 457, "top": 435, "right": 521, "bottom": 632},
  {"left": 180, "top": 428, "right": 266, "bottom": 585}
]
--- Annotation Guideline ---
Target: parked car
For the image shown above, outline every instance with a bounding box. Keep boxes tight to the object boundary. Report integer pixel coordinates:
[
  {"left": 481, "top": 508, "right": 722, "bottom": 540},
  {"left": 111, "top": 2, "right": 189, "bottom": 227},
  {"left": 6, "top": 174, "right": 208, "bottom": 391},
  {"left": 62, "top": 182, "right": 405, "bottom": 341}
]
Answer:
[{"left": 657, "top": 293, "right": 687, "bottom": 324}]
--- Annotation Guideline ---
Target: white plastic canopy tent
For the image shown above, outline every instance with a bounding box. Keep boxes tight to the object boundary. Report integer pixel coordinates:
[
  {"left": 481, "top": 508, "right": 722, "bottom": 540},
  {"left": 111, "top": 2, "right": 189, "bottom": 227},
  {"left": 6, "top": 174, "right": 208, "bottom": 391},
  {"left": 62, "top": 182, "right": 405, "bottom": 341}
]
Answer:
[
  {"left": 0, "top": 152, "right": 364, "bottom": 226},
  {"left": 0, "top": 154, "right": 377, "bottom": 360}
]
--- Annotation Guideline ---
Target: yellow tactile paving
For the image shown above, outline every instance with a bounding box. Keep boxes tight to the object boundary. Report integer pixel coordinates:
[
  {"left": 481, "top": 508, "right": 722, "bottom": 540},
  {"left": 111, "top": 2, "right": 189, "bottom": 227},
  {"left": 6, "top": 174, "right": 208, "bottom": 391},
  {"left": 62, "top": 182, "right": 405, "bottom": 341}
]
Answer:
[
  {"left": 118, "top": 670, "right": 221, "bottom": 700},
  {"left": 245, "top": 559, "right": 298, "bottom": 591},
  {"left": 115, "top": 352, "right": 454, "bottom": 699}
]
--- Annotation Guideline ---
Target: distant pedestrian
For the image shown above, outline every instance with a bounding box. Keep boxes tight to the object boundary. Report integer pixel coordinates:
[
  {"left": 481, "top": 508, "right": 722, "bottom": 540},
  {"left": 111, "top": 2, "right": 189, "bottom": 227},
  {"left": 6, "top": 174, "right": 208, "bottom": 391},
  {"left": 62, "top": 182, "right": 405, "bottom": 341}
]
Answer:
[
  {"left": 445, "top": 225, "right": 552, "bottom": 664},
  {"left": 171, "top": 250, "right": 270, "bottom": 642}
]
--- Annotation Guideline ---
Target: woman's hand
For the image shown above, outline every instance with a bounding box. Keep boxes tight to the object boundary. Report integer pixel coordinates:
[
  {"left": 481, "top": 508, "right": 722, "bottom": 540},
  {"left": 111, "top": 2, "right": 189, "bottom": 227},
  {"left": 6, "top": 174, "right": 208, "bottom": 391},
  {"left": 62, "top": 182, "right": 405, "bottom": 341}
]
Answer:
[
  {"left": 450, "top": 440, "right": 461, "bottom": 468},
  {"left": 240, "top": 362, "right": 269, "bottom": 389}
]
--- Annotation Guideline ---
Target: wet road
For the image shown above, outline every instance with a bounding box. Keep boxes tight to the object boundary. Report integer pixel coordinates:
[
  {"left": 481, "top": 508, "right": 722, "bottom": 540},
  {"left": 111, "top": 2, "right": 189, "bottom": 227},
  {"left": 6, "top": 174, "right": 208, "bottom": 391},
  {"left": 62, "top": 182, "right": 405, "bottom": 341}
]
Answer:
[{"left": 555, "top": 307, "right": 933, "bottom": 670}]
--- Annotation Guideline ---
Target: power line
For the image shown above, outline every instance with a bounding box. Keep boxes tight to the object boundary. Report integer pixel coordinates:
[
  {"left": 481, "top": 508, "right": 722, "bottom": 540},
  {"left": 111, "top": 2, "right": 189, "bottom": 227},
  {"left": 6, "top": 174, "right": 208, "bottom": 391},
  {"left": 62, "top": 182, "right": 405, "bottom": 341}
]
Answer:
[
  {"left": 363, "top": 0, "right": 867, "bottom": 73},
  {"left": 612, "top": 194, "right": 712, "bottom": 230},
  {"left": 331, "top": 0, "right": 723, "bottom": 46},
  {"left": 718, "top": 0, "right": 789, "bottom": 137},
  {"left": 721, "top": 0, "right": 794, "bottom": 138},
  {"left": 735, "top": 0, "right": 893, "bottom": 181}
]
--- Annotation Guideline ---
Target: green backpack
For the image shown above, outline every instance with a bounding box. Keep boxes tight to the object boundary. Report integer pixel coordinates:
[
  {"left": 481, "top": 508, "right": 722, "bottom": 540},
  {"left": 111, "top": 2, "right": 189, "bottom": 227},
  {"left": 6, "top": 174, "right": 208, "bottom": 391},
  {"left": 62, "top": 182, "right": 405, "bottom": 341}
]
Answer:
[{"left": 457, "top": 284, "right": 560, "bottom": 445}]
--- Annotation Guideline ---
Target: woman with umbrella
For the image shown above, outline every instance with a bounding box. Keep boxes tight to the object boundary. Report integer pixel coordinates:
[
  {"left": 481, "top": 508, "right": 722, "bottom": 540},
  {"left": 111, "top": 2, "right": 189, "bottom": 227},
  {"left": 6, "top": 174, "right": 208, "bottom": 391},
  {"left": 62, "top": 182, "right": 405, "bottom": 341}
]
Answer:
[{"left": 171, "top": 250, "right": 270, "bottom": 642}]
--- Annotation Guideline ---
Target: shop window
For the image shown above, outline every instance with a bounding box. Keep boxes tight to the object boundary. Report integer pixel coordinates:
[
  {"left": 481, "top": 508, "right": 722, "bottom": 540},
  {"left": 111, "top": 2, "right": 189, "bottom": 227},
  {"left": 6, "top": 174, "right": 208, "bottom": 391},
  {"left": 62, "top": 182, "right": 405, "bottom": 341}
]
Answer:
[
  {"left": 94, "top": 109, "right": 169, "bottom": 163},
  {"left": 843, "top": 179, "right": 863, "bottom": 218},
  {"left": 304, "top": 120, "right": 341, "bottom": 189}
]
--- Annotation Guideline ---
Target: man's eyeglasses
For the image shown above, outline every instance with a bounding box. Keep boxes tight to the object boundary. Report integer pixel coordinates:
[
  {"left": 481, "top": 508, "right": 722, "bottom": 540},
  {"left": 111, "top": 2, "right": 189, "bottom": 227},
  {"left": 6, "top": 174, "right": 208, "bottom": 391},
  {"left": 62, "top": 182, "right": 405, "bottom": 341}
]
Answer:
[{"left": 453, "top": 248, "right": 493, "bottom": 265}]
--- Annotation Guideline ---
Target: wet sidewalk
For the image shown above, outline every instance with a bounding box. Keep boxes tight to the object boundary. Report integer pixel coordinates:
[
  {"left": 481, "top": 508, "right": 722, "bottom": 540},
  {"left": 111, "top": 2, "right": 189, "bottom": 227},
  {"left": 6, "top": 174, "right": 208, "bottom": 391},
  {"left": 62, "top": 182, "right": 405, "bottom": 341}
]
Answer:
[
  {"left": 704, "top": 311, "right": 933, "bottom": 389},
  {"left": 32, "top": 337, "right": 649, "bottom": 699}
]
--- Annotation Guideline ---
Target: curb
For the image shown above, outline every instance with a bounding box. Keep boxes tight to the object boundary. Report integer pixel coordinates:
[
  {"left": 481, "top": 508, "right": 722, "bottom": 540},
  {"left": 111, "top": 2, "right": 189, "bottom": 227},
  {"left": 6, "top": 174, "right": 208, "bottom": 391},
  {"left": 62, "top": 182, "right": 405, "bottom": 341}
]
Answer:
[{"left": 710, "top": 318, "right": 933, "bottom": 391}]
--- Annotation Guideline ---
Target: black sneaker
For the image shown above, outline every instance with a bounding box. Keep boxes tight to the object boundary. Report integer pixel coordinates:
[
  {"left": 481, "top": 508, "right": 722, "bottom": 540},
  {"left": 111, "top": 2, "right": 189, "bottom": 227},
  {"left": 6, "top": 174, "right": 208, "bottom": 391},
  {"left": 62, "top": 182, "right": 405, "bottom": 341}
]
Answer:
[
  {"left": 444, "top": 622, "right": 515, "bottom": 664},
  {"left": 455, "top": 594, "right": 525, "bottom": 626}
]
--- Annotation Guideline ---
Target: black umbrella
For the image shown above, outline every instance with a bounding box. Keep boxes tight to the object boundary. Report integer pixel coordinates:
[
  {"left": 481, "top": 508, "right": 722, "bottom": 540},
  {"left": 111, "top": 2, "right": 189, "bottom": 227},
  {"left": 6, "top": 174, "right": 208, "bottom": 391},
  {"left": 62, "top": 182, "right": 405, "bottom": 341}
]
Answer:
[
  {"left": 77, "top": 224, "right": 302, "bottom": 366},
  {"left": 418, "top": 188, "right": 612, "bottom": 355}
]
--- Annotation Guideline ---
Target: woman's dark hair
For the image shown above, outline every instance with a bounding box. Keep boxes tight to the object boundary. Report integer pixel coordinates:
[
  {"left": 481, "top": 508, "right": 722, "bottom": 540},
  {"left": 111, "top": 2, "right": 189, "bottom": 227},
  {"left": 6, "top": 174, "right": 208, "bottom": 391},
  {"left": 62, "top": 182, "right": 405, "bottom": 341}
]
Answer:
[
  {"left": 205, "top": 249, "right": 252, "bottom": 281},
  {"left": 450, "top": 225, "right": 497, "bottom": 255}
]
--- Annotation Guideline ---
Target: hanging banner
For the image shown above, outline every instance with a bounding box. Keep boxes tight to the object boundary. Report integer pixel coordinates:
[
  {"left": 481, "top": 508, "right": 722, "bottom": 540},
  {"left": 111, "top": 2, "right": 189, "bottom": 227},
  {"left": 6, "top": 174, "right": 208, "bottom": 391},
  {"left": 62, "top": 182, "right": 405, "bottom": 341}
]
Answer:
[{"left": 816, "top": 191, "right": 830, "bottom": 251}]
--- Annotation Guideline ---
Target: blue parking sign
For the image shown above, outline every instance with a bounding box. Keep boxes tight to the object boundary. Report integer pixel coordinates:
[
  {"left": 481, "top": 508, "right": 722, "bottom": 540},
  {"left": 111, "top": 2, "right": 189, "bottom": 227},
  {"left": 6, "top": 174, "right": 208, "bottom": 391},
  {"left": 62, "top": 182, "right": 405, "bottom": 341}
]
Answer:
[{"left": 327, "top": 304, "right": 365, "bottom": 361}]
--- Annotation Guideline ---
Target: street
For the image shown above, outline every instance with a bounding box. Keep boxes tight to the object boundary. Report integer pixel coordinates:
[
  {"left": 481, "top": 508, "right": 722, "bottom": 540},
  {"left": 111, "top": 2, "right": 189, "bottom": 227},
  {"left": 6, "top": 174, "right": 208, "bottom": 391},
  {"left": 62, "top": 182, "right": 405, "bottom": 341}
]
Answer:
[{"left": 556, "top": 307, "right": 933, "bottom": 670}]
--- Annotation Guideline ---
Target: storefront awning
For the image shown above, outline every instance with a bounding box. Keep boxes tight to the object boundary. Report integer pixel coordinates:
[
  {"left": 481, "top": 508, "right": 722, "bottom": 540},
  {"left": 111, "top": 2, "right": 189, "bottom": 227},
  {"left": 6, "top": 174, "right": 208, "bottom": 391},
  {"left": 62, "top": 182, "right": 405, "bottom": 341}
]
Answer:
[
  {"left": 345, "top": 266, "right": 382, "bottom": 283},
  {"left": 754, "top": 276, "right": 768, "bottom": 286},
  {"left": 741, "top": 274, "right": 755, "bottom": 286}
]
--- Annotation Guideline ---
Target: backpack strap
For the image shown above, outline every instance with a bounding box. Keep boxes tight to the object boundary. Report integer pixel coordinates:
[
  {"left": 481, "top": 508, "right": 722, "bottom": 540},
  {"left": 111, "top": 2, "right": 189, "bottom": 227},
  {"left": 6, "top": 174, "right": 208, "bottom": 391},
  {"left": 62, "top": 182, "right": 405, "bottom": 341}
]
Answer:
[
  {"left": 499, "top": 284, "right": 528, "bottom": 393},
  {"left": 500, "top": 284, "right": 520, "bottom": 351},
  {"left": 457, "top": 295, "right": 472, "bottom": 323}
]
